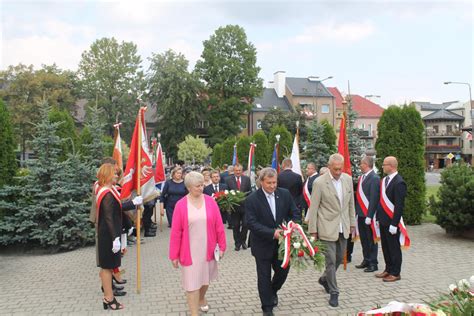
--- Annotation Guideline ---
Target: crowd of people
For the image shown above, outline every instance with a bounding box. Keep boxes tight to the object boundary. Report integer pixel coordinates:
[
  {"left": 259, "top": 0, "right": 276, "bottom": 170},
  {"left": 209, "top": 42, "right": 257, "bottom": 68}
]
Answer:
[{"left": 91, "top": 154, "right": 408, "bottom": 315}]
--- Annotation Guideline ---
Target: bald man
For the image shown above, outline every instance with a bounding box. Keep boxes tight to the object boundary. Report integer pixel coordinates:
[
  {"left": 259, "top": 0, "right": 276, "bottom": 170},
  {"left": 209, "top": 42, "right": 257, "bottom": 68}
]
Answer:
[{"left": 375, "top": 156, "right": 407, "bottom": 282}]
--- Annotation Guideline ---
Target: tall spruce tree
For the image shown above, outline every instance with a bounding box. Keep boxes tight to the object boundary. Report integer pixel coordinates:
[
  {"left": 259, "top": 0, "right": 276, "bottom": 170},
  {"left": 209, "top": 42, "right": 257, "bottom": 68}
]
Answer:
[
  {"left": 0, "top": 101, "right": 94, "bottom": 249},
  {"left": 303, "top": 119, "right": 331, "bottom": 168},
  {"left": 346, "top": 96, "right": 365, "bottom": 178},
  {"left": 375, "top": 105, "right": 426, "bottom": 224},
  {"left": 0, "top": 100, "right": 17, "bottom": 187}
]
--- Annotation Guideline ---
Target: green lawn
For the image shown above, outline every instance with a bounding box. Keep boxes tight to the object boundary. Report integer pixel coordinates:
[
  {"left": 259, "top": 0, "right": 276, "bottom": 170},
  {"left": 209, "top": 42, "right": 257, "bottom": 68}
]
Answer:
[{"left": 423, "top": 184, "right": 441, "bottom": 223}]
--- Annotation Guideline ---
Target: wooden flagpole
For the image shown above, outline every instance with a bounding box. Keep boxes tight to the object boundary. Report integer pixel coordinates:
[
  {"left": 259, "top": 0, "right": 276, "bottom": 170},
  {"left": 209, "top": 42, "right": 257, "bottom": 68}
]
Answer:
[{"left": 136, "top": 107, "right": 143, "bottom": 294}]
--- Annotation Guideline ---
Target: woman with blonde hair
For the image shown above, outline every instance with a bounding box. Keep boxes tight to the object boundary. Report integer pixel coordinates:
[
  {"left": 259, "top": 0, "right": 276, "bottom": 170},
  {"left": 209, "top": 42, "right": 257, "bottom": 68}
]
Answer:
[
  {"left": 169, "top": 171, "right": 227, "bottom": 316},
  {"left": 96, "top": 163, "right": 124, "bottom": 310},
  {"left": 160, "top": 166, "right": 188, "bottom": 227}
]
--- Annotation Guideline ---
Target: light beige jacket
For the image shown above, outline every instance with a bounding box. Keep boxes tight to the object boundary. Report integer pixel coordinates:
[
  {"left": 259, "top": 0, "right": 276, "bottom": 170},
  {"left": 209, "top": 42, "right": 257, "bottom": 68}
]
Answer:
[{"left": 307, "top": 172, "right": 356, "bottom": 241}]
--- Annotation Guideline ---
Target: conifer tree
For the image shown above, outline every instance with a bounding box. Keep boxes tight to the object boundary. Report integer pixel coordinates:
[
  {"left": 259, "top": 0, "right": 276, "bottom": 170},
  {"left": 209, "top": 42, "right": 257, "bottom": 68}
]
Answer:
[
  {"left": 346, "top": 96, "right": 365, "bottom": 177},
  {"left": 303, "top": 119, "right": 331, "bottom": 168},
  {"left": 0, "top": 101, "right": 94, "bottom": 250}
]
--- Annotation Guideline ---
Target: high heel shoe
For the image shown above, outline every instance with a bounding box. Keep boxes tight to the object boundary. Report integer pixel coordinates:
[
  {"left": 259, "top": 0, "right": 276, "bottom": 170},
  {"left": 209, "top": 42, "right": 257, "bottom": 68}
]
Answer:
[
  {"left": 102, "top": 297, "right": 124, "bottom": 310},
  {"left": 112, "top": 275, "right": 127, "bottom": 284}
]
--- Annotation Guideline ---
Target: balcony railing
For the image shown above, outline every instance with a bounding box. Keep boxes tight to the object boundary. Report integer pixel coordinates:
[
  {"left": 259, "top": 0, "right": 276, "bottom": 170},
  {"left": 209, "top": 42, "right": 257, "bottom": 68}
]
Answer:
[
  {"left": 425, "top": 130, "right": 462, "bottom": 137},
  {"left": 425, "top": 145, "right": 461, "bottom": 153}
]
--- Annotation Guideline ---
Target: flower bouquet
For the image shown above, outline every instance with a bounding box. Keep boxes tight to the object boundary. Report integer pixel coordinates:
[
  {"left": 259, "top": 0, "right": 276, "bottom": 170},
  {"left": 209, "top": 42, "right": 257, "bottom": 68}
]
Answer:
[
  {"left": 277, "top": 221, "right": 325, "bottom": 272},
  {"left": 212, "top": 190, "right": 247, "bottom": 213}
]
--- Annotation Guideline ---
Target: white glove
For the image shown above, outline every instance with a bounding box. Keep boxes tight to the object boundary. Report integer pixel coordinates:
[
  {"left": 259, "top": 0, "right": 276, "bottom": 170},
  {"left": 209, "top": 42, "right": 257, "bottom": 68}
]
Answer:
[
  {"left": 112, "top": 237, "right": 121, "bottom": 253},
  {"left": 389, "top": 225, "right": 398, "bottom": 235},
  {"left": 132, "top": 196, "right": 143, "bottom": 206},
  {"left": 365, "top": 217, "right": 372, "bottom": 225}
]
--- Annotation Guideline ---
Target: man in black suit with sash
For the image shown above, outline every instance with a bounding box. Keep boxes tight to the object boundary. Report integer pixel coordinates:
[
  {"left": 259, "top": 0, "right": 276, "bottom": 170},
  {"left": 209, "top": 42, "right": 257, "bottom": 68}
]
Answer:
[
  {"left": 375, "top": 156, "right": 409, "bottom": 282},
  {"left": 354, "top": 156, "right": 380, "bottom": 272},
  {"left": 204, "top": 169, "right": 229, "bottom": 226},
  {"left": 277, "top": 158, "right": 304, "bottom": 220},
  {"left": 225, "top": 163, "right": 252, "bottom": 251},
  {"left": 246, "top": 167, "right": 300, "bottom": 316}
]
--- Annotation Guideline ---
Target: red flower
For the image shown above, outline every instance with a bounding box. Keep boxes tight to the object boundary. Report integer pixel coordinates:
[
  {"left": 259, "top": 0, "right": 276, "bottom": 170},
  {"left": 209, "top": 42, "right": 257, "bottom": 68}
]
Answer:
[
  {"left": 297, "top": 250, "right": 304, "bottom": 257},
  {"left": 313, "top": 246, "right": 319, "bottom": 253}
]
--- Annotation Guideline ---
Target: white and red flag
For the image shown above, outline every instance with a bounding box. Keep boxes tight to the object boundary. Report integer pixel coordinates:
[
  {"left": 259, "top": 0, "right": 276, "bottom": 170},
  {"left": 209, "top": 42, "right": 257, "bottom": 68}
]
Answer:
[
  {"left": 112, "top": 123, "right": 123, "bottom": 172},
  {"left": 154, "top": 142, "right": 166, "bottom": 185},
  {"left": 337, "top": 111, "right": 352, "bottom": 176},
  {"left": 247, "top": 143, "right": 256, "bottom": 187},
  {"left": 120, "top": 107, "right": 158, "bottom": 203}
]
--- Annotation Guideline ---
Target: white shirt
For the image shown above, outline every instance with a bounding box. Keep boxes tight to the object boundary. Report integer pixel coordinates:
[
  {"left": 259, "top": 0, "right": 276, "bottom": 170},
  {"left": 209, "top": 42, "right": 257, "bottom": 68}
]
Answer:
[
  {"left": 329, "top": 173, "right": 344, "bottom": 233},
  {"left": 263, "top": 189, "right": 276, "bottom": 221},
  {"left": 385, "top": 171, "right": 398, "bottom": 187},
  {"left": 213, "top": 183, "right": 219, "bottom": 192}
]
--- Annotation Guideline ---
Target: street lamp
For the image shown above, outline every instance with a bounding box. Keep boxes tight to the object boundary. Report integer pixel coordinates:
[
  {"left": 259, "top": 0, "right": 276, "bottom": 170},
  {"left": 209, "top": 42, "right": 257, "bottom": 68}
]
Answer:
[
  {"left": 444, "top": 81, "right": 473, "bottom": 164},
  {"left": 320, "top": 76, "right": 333, "bottom": 82},
  {"left": 364, "top": 95, "right": 381, "bottom": 99}
]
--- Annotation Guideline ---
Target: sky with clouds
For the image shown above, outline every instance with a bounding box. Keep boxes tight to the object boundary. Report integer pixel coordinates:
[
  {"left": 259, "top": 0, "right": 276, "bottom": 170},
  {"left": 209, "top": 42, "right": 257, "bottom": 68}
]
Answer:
[{"left": 1, "top": 0, "right": 473, "bottom": 107}]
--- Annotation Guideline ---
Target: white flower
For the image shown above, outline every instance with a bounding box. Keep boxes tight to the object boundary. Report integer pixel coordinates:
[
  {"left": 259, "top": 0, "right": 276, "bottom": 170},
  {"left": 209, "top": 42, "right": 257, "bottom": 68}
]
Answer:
[
  {"left": 231, "top": 190, "right": 236, "bottom": 195},
  {"left": 448, "top": 284, "right": 457, "bottom": 292},
  {"left": 293, "top": 242, "right": 301, "bottom": 249},
  {"left": 458, "top": 279, "right": 470, "bottom": 289},
  {"left": 224, "top": 190, "right": 229, "bottom": 194},
  {"left": 310, "top": 236, "right": 315, "bottom": 242},
  {"left": 469, "top": 275, "right": 474, "bottom": 287},
  {"left": 302, "top": 241, "right": 308, "bottom": 248}
]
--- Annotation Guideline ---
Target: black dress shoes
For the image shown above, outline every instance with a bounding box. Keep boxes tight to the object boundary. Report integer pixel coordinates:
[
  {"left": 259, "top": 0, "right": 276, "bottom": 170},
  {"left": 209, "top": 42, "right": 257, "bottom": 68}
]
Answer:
[
  {"left": 241, "top": 242, "right": 248, "bottom": 250},
  {"left": 364, "top": 265, "right": 378, "bottom": 272},
  {"left": 355, "top": 261, "right": 368, "bottom": 269},
  {"left": 318, "top": 277, "right": 330, "bottom": 294},
  {"left": 144, "top": 231, "right": 156, "bottom": 237},
  {"left": 234, "top": 245, "right": 241, "bottom": 251},
  {"left": 262, "top": 311, "right": 274, "bottom": 316},
  {"left": 329, "top": 293, "right": 338, "bottom": 307}
]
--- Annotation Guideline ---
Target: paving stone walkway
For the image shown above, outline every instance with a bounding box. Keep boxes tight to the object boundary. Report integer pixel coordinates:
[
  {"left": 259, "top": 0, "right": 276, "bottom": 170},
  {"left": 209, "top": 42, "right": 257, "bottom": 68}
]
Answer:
[{"left": 0, "top": 223, "right": 473, "bottom": 315}]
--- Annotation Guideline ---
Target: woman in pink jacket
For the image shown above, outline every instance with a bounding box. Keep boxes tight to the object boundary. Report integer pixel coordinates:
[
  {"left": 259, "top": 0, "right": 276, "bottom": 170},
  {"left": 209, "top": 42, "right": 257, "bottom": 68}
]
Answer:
[{"left": 169, "top": 171, "right": 227, "bottom": 316}]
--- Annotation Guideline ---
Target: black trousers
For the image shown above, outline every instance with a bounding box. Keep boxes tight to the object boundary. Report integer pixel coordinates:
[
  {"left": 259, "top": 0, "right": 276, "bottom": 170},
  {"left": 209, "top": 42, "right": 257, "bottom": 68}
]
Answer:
[
  {"left": 358, "top": 216, "right": 378, "bottom": 266},
  {"left": 255, "top": 249, "right": 290, "bottom": 312},
  {"left": 143, "top": 204, "right": 154, "bottom": 231},
  {"left": 346, "top": 234, "right": 354, "bottom": 261},
  {"left": 380, "top": 224, "right": 402, "bottom": 276},
  {"left": 231, "top": 208, "right": 248, "bottom": 246}
]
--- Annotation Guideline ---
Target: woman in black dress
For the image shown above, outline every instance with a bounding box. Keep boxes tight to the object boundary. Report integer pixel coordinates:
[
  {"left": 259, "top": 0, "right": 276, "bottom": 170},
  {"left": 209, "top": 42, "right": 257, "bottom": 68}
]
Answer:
[
  {"left": 96, "top": 163, "right": 124, "bottom": 310},
  {"left": 160, "top": 166, "right": 188, "bottom": 227}
]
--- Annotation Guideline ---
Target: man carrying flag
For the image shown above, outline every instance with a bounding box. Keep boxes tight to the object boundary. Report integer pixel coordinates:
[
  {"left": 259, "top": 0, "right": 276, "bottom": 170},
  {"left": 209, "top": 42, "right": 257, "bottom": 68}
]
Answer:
[
  {"left": 375, "top": 156, "right": 410, "bottom": 283},
  {"left": 354, "top": 156, "right": 380, "bottom": 273}
]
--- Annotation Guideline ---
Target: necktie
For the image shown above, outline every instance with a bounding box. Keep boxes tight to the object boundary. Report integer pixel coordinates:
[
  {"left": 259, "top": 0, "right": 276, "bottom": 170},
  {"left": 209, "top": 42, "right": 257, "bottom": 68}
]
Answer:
[
  {"left": 385, "top": 176, "right": 389, "bottom": 187},
  {"left": 361, "top": 174, "right": 366, "bottom": 183},
  {"left": 268, "top": 194, "right": 276, "bottom": 220},
  {"left": 214, "top": 185, "right": 218, "bottom": 192},
  {"left": 236, "top": 177, "right": 241, "bottom": 190}
]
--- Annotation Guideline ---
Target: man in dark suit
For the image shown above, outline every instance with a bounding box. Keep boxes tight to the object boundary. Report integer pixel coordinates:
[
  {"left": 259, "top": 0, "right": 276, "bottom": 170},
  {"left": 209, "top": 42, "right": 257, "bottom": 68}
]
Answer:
[
  {"left": 220, "top": 164, "right": 232, "bottom": 184},
  {"left": 354, "top": 156, "right": 380, "bottom": 272},
  {"left": 246, "top": 167, "right": 299, "bottom": 316},
  {"left": 277, "top": 158, "right": 303, "bottom": 220},
  {"left": 204, "top": 169, "right": 229, "bottom": 227},
  {"left": 225, "top": 163, "right": 251, "bottom": 251},
  {"left": 302, "top": 162, "right": 319, "bottom": 220},
  {"left": 375, "top": 156, "right": 407, "bottom": 282}
]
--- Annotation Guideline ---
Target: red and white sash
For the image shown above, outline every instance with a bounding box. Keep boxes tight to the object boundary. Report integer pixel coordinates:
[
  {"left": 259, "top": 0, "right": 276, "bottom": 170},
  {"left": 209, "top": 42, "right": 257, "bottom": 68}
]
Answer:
[
  {"left": 96, "top": 185, "right": 122, "bottom": 220},
  {"left": 380, "top": 177, "right": 410, "bottom": 248},
  {"left": 303, "top": 178, "right": 311, "bottom": 208},
  {"left": 354, "top": 175, "right": 380, "bottom": 242}
]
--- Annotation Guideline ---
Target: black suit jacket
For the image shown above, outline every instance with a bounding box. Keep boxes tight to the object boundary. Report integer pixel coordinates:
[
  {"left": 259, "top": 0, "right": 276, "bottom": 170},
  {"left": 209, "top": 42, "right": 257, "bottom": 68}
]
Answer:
[
  {"left": 376, "top": 173, "right": 407, "bottom": 226},
  {"left": 220, "top": 171, "right": 229, "bottom": 184},
  {"left": 307, "top": 173, "right": 319, "bottom": 195},
  {"left": 225, "top": 175, "right": 252, "bottom": 194},
  {"left": 245, "top": 188, "right": 299, "bottom": 259},
  {"left": 203, "top": 182, "right": 228, "bottom": 196},
  {"left": 278, "top": 169, "right": 304, "bottom": 211},
  {"left": 355, "top": 170, "right": 380, "bottom": 218}
]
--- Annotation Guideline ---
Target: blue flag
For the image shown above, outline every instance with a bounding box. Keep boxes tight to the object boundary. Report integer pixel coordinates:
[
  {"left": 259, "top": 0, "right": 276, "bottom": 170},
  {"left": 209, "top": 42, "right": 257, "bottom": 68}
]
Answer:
[
  {"left": 271, "top": 144, "right": 279, "bottom": 173},
  {"left": 232, "top": 144, "right": 238, "bottom": 165}
]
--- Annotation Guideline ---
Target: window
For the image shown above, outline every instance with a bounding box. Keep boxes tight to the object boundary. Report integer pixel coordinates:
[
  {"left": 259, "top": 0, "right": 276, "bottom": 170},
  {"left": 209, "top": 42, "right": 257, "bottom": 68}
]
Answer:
[
  {"left": 321, "top": 104, "right": 330, "bottom": 114},
  {"left": 446, "top": 125, "right": 452, "bottom": 134},
  {"left": 432, "top": 140, "right": 439, "bottom": 145},
  {"left": 433, "top": 125, "right": 439, "bottom": 133},
  {"left": 256, "top": 120, "right": 262, "bottom": 130},
  {"left": 368, "top": 124, "right": 373, "bottom": 136},
  {"left": 359, "top": 123, "right": 365, "bottom": 130},
  {"left": 446, "top": 139, "right": 453, "bottom": 146},
  {"left": 197, "top": 120, "right": 209, "bottom": 128}
]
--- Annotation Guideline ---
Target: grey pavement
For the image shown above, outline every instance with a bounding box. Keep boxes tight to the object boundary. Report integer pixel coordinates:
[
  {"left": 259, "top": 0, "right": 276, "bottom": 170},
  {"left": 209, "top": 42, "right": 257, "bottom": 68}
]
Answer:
[
  {"left": 425, "top": 172, "right": 441, "bottom": 186},
  {"left": 0, "top": 222, "right": 473, "bottom": 315}
]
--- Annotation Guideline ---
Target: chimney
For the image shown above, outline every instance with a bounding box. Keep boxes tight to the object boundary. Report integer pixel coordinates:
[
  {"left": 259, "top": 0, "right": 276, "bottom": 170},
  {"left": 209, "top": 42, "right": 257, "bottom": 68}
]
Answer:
[{"left": 274, "top": 71, "right": 286, "bottom": 98}]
